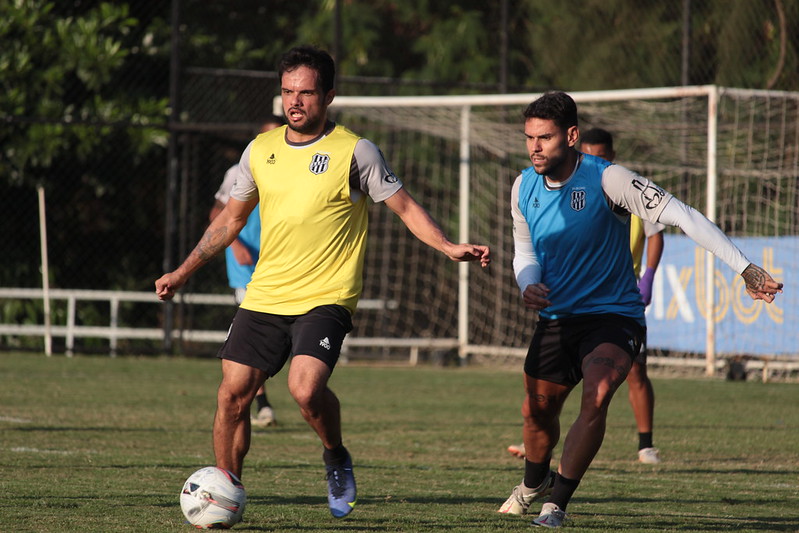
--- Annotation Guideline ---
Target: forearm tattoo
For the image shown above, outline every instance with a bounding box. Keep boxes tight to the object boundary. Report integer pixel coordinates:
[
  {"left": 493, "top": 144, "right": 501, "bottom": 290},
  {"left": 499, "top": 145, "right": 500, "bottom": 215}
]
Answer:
[
  {"left": 742, "top": 264, "right": 767, "bottom": 292},
  {"left": 195, "top": 226, "right": 229, "bottom": 262}
]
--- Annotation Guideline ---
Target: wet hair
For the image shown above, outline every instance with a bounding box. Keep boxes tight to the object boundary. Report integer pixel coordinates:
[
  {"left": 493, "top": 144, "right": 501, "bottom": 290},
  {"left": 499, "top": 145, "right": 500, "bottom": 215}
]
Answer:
[
  {"left": 277, "top": 45, "right": 336, "bottom": 94},
  {"left": 523, "top": 91, "right": 578, "bottom": 129},
  {"left": 580, "top": 128, "right": 614, "bottom": 150}
]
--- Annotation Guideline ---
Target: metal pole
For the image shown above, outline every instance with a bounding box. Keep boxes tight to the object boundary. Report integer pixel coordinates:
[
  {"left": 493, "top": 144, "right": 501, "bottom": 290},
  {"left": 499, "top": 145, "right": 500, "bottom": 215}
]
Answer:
[
  {"left": 705, "top": 85, "right": 718, "bottom": 376},
  {"left": 457, "top": 106, "right": 471, "bottom": 364},
  {"left": 37, "top": 185, "right": 52, "bottom": 356},
  {"left": 681, "top": 0, "right": 691, "bottom": 86},
  {"left": 499, "top": 0, "right": 508, "bottom": 93},
  {"left": 333, "top": 0, "right": 342, "bottom": 91},
  {"left": 163, "top": 0, "right": 182, "bottom": 352}
]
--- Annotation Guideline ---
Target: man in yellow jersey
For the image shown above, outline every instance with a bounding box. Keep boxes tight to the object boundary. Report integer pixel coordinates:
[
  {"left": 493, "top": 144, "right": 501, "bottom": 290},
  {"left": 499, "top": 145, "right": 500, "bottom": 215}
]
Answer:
[
  {"left": 155, "top": 45, "right": 490, "bottom": 521},
  {"left": 506, "top": 128, "right": 665, "bottom": 465}
]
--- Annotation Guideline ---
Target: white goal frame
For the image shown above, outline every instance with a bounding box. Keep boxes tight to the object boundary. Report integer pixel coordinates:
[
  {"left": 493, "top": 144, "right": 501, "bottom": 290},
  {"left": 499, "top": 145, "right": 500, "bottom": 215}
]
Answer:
[{"left": 274, "top": 85, "right": 799, "bottom": 374}]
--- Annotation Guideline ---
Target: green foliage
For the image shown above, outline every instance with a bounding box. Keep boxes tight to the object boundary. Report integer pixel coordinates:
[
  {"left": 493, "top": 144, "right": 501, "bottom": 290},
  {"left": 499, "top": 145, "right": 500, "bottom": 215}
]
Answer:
[{"left": 0, "top": 0, "right": 167, "bottom": 186}]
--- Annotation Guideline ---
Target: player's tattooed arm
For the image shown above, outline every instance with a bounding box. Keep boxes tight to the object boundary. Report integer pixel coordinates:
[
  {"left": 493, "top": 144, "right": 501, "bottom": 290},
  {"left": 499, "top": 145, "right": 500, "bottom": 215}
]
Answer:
[
  {"left": 194, "top": 226, "right": 229, "bottom": 262},
  {"left": 741, "top": 263, "right": 784, "bottom": 303}
]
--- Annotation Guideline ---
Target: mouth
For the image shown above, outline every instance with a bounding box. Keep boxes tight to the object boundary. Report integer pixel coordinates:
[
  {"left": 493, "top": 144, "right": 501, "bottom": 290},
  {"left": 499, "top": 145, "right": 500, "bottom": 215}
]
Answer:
[{"left": 288, "top": 108, "right": 305, "bottom": 121}]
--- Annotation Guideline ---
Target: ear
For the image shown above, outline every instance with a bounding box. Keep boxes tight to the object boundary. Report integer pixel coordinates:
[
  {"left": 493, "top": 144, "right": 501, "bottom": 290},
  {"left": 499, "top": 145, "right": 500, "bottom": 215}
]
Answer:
[
  {"left": 325, "top": 89, "right": 336, "bottom": 106},
  {"left": 566, "top": 126, "right": 579, "bottom": 147}
]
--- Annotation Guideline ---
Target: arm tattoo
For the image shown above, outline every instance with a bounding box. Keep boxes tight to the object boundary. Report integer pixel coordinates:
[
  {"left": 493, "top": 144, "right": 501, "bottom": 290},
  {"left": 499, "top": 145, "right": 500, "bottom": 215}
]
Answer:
[
  {"left": 742, "top": 264, "right": 767, "bottom": 292},
  {"left": 195, "top": 226, "right": 229, "bottom": 262}
]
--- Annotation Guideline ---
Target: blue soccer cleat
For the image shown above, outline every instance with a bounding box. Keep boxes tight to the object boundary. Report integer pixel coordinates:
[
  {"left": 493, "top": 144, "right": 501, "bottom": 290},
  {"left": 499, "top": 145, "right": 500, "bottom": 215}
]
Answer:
[{"left": 325, "top": 453, "right": 357, "bottom": 518}]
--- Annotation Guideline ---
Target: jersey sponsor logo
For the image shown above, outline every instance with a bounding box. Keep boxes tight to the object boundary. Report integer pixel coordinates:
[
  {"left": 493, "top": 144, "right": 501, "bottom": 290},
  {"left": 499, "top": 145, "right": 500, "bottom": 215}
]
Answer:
[
  {"left": 267, "top": 153, "right": 276, "bottom": 164},
  {"left": 570, "top": 189, "right": 586, "bottom": 211},
  {"left": 384, "top": 172, "right": 398, "bottom": 184},
  {"left": 632, "top": 178, "right": 665, "bottom": 209},
  {"left": 532, "top": 197, "right": 540, "bottom": 208},
  {"left": 309, "top": 153, "right": 330, "bottom": 174},
  {"left": 319, "top": 336, "right": 331, "bottom": 350}
]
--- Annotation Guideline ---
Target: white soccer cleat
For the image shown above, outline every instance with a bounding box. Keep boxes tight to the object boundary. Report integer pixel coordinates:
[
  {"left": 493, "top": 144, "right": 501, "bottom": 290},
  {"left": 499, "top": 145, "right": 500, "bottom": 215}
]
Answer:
[
  {"left": 532, "top": 502, "right": 566, "bottom": 528},
  {"left": 497, "top": 471, "right": 555, "bottom": 515},
  {"left": 251, "top": 406, "right": 277, "bottom": 428},
  {"left": 638, "top": 447, "right": 661, "bottom": 464}
]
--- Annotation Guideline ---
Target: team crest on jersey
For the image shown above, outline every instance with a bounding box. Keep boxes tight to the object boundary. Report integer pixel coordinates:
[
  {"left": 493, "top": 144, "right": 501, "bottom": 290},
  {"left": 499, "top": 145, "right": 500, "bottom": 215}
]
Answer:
[
  {"left": 570, "top": 189, "right": 586, "bottom": 211},
  {"left": 309, "top": 153, "right": 330, "bottom": 174}
]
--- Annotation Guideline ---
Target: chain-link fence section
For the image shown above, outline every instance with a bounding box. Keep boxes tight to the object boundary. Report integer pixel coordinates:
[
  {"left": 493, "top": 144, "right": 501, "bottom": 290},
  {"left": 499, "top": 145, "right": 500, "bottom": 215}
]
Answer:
[{"left": 2, "top": 0, "right": 797, "bottom": 356}]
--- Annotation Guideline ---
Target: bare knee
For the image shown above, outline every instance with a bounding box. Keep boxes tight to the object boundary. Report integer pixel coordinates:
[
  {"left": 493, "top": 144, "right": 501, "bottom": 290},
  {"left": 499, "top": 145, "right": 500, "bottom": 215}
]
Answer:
[{"left": 217, "top": 385, "right": 251, "bottom": 421}]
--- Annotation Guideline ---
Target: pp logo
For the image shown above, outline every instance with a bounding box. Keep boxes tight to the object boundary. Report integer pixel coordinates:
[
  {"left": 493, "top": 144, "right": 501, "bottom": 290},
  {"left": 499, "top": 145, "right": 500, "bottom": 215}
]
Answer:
[
  {"left": 310, "top": 153, "right": 330, "bottom": 175},
  {"left": 570, "top": 189, "right": 586, "bottom": 211}
]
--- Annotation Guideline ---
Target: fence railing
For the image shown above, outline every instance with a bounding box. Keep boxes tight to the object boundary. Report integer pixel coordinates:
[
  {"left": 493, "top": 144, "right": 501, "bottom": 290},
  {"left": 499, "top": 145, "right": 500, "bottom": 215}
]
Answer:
[
  {"left": 0, "top": 288, "right": 451, "bottom": 362},
  {"left": 2, "top": 287, "right": 797, "bottom": 379}
]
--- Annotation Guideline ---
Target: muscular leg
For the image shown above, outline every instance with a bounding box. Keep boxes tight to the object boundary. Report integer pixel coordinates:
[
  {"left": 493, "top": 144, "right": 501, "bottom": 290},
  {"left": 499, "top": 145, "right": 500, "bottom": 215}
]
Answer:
[
  {"left": 558, "top": 343, "right": 631, "bottom": 480},
  {"left": 626, "top": 360, "right": 654, "bottom": 435},
  {"left": 213, "top": 359, "right": 267, "bottom": 478},
  {"left": 522, "top": 375, "right": 571, "bottom": 465},
  {"left": 287, "top": 355, "right": 341, "bottom": 449}
]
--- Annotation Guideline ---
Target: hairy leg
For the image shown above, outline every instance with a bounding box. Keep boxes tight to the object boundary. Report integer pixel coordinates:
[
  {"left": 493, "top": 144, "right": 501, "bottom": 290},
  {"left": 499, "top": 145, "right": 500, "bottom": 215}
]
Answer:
[
  {"left": 287, "top": 355, "right": 341, "bottom": 449},
  {"left": 213, "top": 359, "right": 266, "bottom": 478},
  {"left": 558, "top": 344, "right": 631, "bottom": 480}
]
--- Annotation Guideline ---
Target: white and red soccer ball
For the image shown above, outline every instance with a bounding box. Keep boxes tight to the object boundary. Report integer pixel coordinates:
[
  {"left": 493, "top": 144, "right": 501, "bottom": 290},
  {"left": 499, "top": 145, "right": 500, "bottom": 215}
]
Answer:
[{"left": 180, "top": 467, "right": 246, "bottom": 529}]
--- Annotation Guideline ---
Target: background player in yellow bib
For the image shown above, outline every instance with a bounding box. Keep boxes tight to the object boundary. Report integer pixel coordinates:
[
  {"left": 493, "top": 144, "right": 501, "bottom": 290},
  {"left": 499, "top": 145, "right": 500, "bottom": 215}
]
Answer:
[
  {"left": 580, "top": 128, "right": 663, "bottom": 464},
  {"left": 155, "top": 45, "right": 490, "bottom": 521}
]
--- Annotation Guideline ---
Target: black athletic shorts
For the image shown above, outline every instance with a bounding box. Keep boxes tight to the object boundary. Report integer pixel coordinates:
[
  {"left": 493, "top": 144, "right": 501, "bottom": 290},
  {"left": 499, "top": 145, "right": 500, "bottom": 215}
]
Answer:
[
  {"left": 524, "top": 313, "right": 645, "bottom": 387},
  {"left": 217, "top": 304, "right": 353, "bottom": 377}
]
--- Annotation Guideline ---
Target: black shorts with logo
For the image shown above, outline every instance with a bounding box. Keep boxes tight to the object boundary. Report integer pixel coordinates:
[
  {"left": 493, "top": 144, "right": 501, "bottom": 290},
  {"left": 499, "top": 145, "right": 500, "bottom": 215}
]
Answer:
[
  {"left": 524, "top": 313, "right": 645, "bottom": 387},
  {"left": 217, "top": 304, "right": 353, "bottom": 377}
]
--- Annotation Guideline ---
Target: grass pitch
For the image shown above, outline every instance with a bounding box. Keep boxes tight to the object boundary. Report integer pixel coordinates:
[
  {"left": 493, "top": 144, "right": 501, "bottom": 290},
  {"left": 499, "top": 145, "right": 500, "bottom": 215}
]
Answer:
[{"left": 0, "top": 352, "right": 797, "bottom": 532}]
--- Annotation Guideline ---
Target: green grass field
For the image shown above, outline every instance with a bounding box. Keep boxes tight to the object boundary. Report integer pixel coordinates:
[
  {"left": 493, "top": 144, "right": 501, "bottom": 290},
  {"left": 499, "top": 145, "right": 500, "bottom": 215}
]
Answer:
[{"left": 1, "top": 352, "right": 797, "bottom": 532}]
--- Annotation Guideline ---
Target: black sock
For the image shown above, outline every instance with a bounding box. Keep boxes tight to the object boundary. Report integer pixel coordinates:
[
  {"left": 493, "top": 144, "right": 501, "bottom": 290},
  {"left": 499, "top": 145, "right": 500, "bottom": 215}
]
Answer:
[
  {"left": 323, "top": 444, "right": 349, "bottom": 466},
  {"left": 523, "top": 459, "right": 550, "bottom": 490},
  {"left": 549, "top": 473, "right": 580, "bottom": 511},
  {"left": 255, "top": 393, "right": 270, "bottom": 411},
  {"left": 638, "top": 432, "right": 653, "bottom": 450}
]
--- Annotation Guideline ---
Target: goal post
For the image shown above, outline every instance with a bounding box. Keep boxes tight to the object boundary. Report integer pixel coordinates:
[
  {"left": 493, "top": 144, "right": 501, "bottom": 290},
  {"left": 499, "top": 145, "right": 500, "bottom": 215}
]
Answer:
[{"left": 273, "top": 85, "right": 799, "bottom": 367}]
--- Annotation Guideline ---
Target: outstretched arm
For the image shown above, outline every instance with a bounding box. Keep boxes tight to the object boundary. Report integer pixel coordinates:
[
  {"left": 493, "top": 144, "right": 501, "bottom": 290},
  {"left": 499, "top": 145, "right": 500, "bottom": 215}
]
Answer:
[
  {"left": 657, "top": 199, "right": 783, "bottom": 303},
  {"left": 383, "top": 188, "right": 490, "bottom": 266},
  {"left": 156, "top": 197, "right": 258, "bottom": 300},
  {"left": 741, "top": 263, "right": 783, "bottom": 303}
]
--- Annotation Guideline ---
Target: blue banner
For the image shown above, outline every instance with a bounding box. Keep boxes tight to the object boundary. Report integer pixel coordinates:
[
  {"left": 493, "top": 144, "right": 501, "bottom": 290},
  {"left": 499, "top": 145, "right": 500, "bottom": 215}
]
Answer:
[{"left": 645, "top": 235, "right": 796, "bottom": 357}]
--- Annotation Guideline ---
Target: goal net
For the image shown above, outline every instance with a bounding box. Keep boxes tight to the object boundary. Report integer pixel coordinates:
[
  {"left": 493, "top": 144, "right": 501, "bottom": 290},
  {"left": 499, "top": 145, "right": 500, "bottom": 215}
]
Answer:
[{"left": 284, "top": 86, "right": 798, "bottom": 363}]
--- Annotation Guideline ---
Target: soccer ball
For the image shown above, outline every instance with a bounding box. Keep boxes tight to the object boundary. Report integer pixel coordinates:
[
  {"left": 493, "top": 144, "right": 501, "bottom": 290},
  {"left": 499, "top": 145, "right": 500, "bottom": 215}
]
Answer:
[{"left": 180, "top": 466, "right": 246, "bottom": 529}]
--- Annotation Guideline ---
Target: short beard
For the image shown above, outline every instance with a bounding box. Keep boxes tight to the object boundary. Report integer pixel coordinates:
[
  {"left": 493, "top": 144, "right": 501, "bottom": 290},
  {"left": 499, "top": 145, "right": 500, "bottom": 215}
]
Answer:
[{"left": 287, "top": 115, "right": 326, "bottom": 136}]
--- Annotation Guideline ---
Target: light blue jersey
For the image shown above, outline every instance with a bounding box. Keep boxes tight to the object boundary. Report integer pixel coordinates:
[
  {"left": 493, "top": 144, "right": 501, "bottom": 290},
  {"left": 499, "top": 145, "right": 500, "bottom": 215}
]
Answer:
[
  {"left": 224, "top": 208, "right": 260, "bottom": 289},
  {"left": 517, "top": 154, "right": 645, "bottom": 324}
]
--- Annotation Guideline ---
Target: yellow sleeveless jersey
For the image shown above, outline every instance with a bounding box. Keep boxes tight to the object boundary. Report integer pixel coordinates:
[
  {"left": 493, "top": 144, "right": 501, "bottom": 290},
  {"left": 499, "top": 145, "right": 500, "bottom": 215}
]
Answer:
[
  {"left": 240, "top": 125, "right": 368, "bottom": 316},
  {"left": 629, "top": 215, "right": 645, "bottom": 277}
]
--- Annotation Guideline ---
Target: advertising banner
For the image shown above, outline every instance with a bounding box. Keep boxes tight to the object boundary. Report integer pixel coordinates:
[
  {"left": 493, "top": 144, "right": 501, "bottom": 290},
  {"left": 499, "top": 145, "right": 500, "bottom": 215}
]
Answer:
[{"left": 646, "top": 235, "right": 796, "bottom": 358}]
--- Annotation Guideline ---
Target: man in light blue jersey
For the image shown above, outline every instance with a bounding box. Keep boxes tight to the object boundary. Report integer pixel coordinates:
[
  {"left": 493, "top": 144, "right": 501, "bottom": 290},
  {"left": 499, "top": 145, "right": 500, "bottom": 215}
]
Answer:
[{"left": 497, "top": 91, "right": 782, "bottom": 528}]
